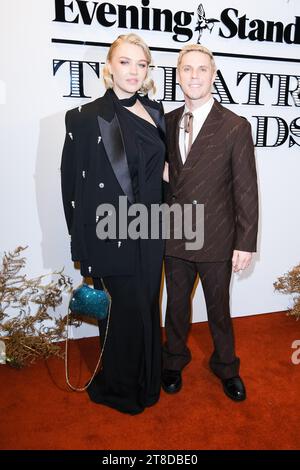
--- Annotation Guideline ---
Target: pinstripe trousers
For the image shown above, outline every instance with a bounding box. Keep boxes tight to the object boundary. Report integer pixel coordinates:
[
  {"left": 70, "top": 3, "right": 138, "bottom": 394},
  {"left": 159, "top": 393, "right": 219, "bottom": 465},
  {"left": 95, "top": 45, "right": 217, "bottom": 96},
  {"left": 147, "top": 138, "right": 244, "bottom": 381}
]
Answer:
[{"left": 163, "top": 256, "right": 240, "bottom": 380}]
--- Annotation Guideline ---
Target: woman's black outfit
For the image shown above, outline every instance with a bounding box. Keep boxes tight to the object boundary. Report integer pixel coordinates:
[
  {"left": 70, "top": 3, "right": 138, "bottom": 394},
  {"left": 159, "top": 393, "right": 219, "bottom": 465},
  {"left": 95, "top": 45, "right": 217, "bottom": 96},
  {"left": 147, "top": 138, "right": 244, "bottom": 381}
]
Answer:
[{"left": 61, "top": 89, "right": 166, "bottom": 414}]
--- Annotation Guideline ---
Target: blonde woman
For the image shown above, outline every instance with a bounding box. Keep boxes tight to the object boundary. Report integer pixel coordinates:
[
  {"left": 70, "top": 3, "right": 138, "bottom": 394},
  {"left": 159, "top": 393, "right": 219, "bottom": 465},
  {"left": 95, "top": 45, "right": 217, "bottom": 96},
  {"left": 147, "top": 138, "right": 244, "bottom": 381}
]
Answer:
[{"left": 61, "top": 34, "right": 166, "bottom": 414}]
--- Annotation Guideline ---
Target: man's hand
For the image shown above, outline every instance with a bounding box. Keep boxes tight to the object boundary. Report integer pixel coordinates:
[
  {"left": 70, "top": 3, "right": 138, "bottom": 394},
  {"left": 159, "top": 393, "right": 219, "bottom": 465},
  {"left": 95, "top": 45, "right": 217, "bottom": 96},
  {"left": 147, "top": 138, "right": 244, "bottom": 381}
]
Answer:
[{"left": 232, "top": 250, "right": 253, "bottom": 272}]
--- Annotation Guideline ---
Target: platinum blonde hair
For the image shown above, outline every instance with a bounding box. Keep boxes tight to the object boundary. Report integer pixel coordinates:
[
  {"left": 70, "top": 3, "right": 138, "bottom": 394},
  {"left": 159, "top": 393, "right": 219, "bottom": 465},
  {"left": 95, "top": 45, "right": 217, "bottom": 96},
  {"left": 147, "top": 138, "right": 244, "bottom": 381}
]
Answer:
[{"left": 103, "top": 33, "right": 156, "bottom": 95}]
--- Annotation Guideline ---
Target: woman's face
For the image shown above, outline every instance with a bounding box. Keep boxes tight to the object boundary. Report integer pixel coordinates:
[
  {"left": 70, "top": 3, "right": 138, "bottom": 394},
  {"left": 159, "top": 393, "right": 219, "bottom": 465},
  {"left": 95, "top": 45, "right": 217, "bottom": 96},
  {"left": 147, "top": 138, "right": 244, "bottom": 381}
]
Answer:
[{"left": 108, "top": 42, "right": 149, "bottom": 98}]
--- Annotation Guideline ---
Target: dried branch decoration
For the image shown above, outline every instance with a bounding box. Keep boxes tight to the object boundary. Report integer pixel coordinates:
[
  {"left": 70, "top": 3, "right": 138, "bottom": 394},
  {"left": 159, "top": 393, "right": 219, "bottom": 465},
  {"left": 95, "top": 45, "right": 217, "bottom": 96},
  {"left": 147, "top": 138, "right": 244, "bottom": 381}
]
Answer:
[
  {"left": 0, "top": 246, "right": 75, "bottom": 367},
  {"left": 274, "top": 263, "right": 300, "bottom": 320}
]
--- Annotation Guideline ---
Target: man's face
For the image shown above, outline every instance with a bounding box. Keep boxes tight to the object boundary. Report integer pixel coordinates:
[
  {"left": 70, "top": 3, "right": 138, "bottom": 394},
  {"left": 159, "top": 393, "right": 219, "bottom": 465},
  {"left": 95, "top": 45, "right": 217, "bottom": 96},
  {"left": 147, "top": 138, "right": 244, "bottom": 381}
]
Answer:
[{"left": 177, "top": 51, "right": 216, "bottom": 104}]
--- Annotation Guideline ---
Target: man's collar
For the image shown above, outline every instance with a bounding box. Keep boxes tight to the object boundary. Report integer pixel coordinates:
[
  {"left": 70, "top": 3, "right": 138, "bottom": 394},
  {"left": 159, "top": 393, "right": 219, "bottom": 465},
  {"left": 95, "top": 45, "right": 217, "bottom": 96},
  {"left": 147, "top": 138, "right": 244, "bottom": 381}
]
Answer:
[{"left": 184, "top": 97, "right": 214, "bottom": 118}]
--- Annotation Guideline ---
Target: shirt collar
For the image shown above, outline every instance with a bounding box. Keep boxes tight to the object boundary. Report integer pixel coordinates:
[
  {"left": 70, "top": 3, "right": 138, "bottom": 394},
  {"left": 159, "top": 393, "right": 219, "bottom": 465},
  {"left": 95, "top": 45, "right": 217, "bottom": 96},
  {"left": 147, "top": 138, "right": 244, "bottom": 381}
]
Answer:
[{"left": 184, "top": 97, "right": 214, "bottom": 121}]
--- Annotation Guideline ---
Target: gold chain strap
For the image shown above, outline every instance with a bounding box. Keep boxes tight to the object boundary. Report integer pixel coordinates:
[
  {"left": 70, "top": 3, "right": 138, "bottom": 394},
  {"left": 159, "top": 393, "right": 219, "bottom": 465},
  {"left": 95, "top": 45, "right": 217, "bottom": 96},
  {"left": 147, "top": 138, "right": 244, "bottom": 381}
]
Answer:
[{"left": 65, "top": 280, "right": 112, "bottom": 392}]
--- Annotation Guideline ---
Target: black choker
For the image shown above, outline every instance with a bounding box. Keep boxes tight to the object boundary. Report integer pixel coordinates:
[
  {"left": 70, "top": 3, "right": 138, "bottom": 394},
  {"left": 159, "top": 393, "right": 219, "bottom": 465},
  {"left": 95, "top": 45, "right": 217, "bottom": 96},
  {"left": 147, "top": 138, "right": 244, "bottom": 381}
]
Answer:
[
  {"left": 116, "top": 91, "right": 139, "bottom": 107},
  {"left": 109, "top": 89, "right": 141, "bottom": 108}
]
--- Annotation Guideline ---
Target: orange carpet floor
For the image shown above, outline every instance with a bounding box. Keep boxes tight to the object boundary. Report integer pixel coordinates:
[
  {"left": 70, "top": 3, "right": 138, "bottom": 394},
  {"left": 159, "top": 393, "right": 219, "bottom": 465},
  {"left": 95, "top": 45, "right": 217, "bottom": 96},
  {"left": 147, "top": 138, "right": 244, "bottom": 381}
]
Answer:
[{"left": 1, "top": 311, "right": 299, "bottom": 450}]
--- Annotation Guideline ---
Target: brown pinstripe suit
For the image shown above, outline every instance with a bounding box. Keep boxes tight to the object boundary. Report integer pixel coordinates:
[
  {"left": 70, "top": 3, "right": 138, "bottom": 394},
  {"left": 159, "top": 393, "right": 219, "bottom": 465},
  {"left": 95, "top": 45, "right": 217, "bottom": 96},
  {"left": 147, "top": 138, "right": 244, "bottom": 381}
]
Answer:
[{"left": 163, "top": 99, "right": 259, "bottom": 379}]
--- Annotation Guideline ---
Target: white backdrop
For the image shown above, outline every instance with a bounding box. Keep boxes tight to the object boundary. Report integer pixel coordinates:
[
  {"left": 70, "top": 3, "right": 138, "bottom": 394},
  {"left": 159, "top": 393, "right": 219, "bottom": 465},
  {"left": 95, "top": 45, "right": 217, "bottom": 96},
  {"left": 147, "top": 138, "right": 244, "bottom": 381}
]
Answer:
[{"left": 1, "top": 0, "right": 300, "bottom": 338}]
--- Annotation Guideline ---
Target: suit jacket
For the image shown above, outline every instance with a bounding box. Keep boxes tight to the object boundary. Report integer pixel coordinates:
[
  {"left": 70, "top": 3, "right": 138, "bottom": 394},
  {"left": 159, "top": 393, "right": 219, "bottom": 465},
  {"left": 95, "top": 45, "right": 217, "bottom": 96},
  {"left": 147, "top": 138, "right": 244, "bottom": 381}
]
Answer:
[
  {"left": 165, "top": 99, "right": 258, "bottom": 262},
  {"left": 60, "top": 89, "right": 166, "bottom": 277}
]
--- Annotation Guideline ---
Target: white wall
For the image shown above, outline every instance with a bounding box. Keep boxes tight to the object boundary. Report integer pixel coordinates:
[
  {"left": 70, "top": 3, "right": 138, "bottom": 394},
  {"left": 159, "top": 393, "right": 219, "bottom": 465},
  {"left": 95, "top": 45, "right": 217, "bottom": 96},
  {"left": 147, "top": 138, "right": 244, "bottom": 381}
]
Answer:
[{"left": 1, "top": 0, "right": 299, "bottom": 337}]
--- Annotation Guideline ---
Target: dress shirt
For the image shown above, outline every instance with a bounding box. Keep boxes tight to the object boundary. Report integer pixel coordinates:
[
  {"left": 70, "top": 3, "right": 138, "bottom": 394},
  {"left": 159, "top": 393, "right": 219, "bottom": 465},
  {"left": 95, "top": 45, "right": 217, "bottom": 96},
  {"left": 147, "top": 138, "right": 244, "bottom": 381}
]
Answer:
[{"left": 179, "top": 97, "right": 214, "bottom": 163}]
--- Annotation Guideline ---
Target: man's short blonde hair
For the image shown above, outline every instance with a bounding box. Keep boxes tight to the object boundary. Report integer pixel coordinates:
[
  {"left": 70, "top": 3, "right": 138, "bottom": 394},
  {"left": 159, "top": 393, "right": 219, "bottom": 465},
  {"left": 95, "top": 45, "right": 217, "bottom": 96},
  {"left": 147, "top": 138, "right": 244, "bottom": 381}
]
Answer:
[{"left": 177, "top": 44, "right": 216, "bottom": 72}]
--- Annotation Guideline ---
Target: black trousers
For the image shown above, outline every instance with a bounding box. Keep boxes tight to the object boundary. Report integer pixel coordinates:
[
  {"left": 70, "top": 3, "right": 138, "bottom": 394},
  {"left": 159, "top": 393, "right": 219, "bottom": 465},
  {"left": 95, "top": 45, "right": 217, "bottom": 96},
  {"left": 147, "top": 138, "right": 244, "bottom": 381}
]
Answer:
[{"left": 163, "top": 256, "right": 240, "bottom": 380}]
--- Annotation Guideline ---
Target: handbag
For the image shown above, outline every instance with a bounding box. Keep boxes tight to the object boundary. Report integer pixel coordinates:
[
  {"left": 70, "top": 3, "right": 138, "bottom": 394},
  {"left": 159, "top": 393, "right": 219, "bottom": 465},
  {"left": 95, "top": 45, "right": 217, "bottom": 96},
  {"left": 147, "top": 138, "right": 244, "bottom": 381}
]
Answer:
[
  {"left": 65, "top": 279, "right": 112, "bottom": 392},
  {"left": 69, "top": 283, "right": 110, "bottom": 320}
]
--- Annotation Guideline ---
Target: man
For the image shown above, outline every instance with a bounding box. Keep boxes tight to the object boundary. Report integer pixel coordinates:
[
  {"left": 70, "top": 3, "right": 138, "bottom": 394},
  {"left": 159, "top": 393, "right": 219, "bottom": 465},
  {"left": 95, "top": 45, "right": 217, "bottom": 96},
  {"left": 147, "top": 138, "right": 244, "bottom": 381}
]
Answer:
[{"left": 162, "top": 44, "right": 258, "bottom": 401}]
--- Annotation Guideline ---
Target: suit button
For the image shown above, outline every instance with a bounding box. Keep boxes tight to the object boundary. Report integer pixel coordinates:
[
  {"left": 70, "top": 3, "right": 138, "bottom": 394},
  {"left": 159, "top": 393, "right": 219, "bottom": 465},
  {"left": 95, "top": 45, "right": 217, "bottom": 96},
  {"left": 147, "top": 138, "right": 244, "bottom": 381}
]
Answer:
[{"left": 99, "top": 182, "right": 104, "bottom": 188}]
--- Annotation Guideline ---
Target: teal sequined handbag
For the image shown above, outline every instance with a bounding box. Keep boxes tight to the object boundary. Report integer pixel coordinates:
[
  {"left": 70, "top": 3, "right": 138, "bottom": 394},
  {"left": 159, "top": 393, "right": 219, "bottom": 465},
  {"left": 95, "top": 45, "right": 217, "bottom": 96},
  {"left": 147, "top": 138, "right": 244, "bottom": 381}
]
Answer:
[
  {"left": 65, "top": 280, "right": 111, "bottom": 392},
  {"left": 69, "top": 283, "right": 110, "bottom": 319}
]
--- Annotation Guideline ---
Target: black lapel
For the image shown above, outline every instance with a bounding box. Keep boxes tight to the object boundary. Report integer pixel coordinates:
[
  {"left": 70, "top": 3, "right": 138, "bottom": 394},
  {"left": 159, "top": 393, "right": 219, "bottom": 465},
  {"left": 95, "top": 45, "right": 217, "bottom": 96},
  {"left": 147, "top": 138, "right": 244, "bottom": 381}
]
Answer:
[
  {"left": 96, "top": 91, "right": 134, "bottom": 204},
  {"left": 143, "top": 103, "right": 165, "bottom": 135}
]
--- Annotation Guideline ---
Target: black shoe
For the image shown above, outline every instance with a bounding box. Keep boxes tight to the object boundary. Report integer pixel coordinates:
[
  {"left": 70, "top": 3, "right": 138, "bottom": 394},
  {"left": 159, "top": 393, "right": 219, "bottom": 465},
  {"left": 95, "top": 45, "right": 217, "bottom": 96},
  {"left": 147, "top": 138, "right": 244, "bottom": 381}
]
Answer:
[
  {"left": 222, "top": 376, "right": 246, "bottom": 402},
  {"left": 161, "top": 369, "right": 182, "bottom": 394}
]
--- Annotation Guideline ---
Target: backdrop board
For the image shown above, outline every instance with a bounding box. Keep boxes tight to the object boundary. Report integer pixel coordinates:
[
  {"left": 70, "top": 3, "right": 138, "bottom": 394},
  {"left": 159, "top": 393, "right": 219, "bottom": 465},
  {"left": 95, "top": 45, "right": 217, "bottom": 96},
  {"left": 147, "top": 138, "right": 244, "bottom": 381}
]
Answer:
[{"left": 0, "top": 0, "right": 299, "bottom": 338}]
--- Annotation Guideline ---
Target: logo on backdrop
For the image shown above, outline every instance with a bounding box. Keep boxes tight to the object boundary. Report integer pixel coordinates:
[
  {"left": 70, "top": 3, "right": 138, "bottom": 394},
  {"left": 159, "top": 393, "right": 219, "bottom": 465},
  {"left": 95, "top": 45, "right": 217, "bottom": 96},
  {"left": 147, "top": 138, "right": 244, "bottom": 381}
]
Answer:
[
  {"left": 195, "top": 4, "right": 220, "bottom": 44},
  {"left": 196, "top": 3, "right": 300, "bottom": 45},
  {"left": 52, "top": 0, "right": 300, "bottom": 148},
  {"left": 53, "top": 0, "right": 300, "bottom": 45}
]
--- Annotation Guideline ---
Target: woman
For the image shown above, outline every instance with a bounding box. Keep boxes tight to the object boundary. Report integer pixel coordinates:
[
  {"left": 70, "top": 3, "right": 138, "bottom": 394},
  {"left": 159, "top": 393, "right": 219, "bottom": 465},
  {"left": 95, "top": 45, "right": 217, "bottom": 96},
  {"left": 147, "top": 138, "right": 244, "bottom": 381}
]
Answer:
[{"left": 61, "top": 34, "right": 166, "bottom": 414}]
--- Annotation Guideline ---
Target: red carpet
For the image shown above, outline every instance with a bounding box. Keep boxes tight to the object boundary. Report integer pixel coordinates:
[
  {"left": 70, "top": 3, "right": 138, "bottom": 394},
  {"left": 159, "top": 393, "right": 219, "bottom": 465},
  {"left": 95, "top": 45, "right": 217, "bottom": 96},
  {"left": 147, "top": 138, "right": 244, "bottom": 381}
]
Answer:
[{"left": 1, "top": 311, "right": 299, "bottom": 450}]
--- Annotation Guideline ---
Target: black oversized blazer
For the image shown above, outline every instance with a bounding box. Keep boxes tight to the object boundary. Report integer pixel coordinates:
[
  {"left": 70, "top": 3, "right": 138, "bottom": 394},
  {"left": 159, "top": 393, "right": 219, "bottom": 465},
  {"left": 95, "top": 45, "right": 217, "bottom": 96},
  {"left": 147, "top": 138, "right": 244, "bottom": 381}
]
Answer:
[{"left": 60, "top": 90, "right": 166, "bottom": 277}]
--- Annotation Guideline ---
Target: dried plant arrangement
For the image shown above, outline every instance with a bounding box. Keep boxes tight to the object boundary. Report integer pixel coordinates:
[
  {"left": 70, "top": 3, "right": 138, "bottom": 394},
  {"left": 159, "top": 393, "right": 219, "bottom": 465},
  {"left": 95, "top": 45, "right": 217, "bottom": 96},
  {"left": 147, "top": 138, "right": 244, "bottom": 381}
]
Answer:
[
  {"left": 274, "top": 263, "right": 300, "bottom": 320},
  {"left": 0, "top": 246, "right": 76, "bottom": 367}
]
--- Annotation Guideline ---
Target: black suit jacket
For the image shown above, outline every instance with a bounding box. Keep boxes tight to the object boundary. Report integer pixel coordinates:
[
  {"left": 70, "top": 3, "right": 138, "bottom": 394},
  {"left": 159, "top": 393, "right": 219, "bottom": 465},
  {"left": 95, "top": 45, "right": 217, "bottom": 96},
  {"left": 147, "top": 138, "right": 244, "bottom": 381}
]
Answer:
[{"left": 61, "top": 90, "right": 166, "bottom": 276}]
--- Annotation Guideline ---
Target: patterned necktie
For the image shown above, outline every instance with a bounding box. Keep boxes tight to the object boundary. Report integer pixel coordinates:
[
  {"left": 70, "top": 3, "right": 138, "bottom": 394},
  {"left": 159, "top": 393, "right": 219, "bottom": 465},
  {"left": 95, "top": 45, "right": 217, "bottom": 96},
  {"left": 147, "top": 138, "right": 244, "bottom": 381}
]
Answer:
[{"left": 183, "top": 112, "right": 194, "bottom": 159}]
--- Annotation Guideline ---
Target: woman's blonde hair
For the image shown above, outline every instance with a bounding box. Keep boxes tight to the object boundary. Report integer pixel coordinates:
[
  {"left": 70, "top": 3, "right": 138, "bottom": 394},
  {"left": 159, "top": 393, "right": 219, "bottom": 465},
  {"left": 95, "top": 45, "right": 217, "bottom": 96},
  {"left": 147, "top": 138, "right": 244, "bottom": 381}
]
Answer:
[
  {"left": 103, "top": 33, "right": 156, "bottom": 95},
  {"left": 177, "top": 44, "right": 217, "bottom": 72}
]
